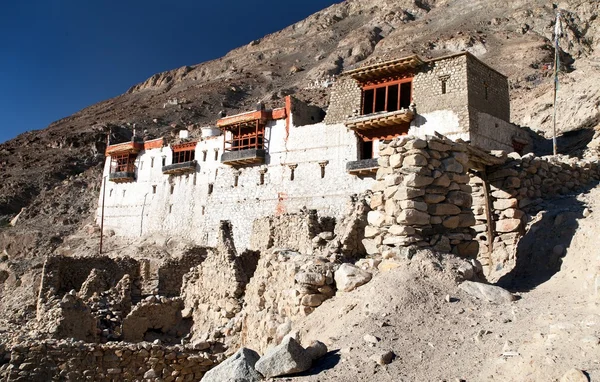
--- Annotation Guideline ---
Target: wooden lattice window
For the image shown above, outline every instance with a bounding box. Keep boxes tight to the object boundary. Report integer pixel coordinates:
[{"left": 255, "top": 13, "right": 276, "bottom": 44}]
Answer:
[
  {"left": 362, "top": 79, "right": 412, "bottom": 115},
  {"left": 224, "top": 120, "right": 266, "bottom": 152},
  {"left": 172, "top": 142, "right": 197, "bottom": 164},
  {"left": 110, "top": 153, "right": 136, "bottom": 173}
]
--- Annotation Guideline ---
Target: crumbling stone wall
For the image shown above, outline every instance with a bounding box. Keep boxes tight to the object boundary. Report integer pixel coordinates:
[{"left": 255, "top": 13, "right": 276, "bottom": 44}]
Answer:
[
  {"left": 157, "top": 248, "right": 208, "bottom": 297},
  {"left": 122, "top": 297, "right": 189, "bottom": 343},
  {"left": 1, "top": 339, "right": 221, "bottom": 381},
  {"left": 38, "top": 255, "right": 140, "bottom": 300},
  {"left": 471, "top": 152, "right": 600, "bottom": 280},
  {"left": 363, "top": 136, "right": 477, "bottom": 258},
  {"left": 290, "top": 96, "right": 325, "bottom": 126},
  {"left": 250, "top": 210, "right": 322, "bottom": 254},
  {"left": 241, "top": 249, "right": 337, "bottom": 353},
  {"left": 181, "top": 222, "right": 258, "bottom": 344}
]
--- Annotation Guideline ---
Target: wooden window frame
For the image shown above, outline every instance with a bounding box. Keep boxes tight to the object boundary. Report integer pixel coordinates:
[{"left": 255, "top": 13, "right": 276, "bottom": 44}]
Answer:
[
  {"left": 361, "top": 78, "right": 413, "bottom": 115},
  {"left": 223, "top": 120, "right": 268, "bottom": 152},
  {"left": 110, "top": 153, "right": 136, "bottom": 173}
]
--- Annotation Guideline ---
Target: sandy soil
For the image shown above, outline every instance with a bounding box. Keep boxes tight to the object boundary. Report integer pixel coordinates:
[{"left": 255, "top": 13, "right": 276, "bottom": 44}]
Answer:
[{"left": 283, "top": 187, "right": 600, "bottom": 382}]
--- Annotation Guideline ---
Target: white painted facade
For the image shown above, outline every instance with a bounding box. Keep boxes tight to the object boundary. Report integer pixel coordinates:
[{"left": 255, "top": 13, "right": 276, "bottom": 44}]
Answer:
[{"left": 97, "top": 117, "right": 374, "bottom": 251}]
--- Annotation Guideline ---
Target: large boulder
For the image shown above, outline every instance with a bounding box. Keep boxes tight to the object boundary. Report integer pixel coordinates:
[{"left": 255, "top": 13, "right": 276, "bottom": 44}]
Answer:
[
  {"left": 459, "top": 281, "right": 516, "bottom": 303},
  {"left": 334, "top": 263, "right": 372, "bottom": 292},
  {"left": 255, "top": 337, "right": 312, "bottom": 378},
  {"left": 202, "top": 348, "right": 263, "bottom": 382}
]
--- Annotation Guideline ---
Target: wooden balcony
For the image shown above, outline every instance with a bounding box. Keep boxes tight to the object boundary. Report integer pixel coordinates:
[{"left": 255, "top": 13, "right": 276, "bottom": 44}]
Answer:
[
  {"left": 109, "top": 163, "right": 136, "bottom": 183},
  {"left": 109, "top": 171, "right": 136, "bottom": 183},
  {"left": 162, "top": 160, "right": 197, "bottom": 175},
  {"left": 345, "top": 109, "right": 414, "bottom": 131},
  {"left": 221, "top": 149, "right": 266, "bottom": 166},
  {"left": 346, "top": 158, "right": 378, "bottom": 175}
]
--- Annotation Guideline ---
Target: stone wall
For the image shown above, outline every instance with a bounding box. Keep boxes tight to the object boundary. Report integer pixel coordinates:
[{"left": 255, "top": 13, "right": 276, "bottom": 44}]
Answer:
[
  {"left": 471, "top": 152, "right": 600, "bottom": 280},
  {"left": 157, "top": 248, "right": 208, "bottom": 297},
  {"left": 466, "top": 54, "right": 510, "bottom": 123},
  {"left": 241, "top": 249, "right": 337, "bottom": 354},
  {"left": 1, "top": 339, "right": 221, "bottom": 382},
  {"left": 180, "top": 222, "right": 259, "bottom": 344},
  {"left": 410, "top": 54, "right": 470, "bottom": 141},
  {"left": 290, "top": 96, "right": 325, "bottom": 126},
  {"left": 322, "top": 77, "right": 362, "bottom": 125},
  {"left": 363, "top": 136, "right": 478, "bottom": 258},
  {"left": 38, "top": 255, "right": 141, "bottom": 298}
]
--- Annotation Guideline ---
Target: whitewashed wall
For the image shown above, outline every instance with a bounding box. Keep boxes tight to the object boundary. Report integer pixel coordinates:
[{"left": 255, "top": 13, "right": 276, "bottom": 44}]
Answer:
[{"left": 97, "top": 119, "right": 374, "bottom": 251}]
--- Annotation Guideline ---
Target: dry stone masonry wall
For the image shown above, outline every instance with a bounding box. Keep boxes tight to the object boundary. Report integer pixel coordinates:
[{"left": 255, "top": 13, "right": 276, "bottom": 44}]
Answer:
[
  {"left": 4, "top": 340, "right": 221, "bottom": 382},
  {"left": 364, "top": 136, "right": 478, "bottom": 258},
  {"left": 471, "top": 152, "right": 600, "bottom": 280}
]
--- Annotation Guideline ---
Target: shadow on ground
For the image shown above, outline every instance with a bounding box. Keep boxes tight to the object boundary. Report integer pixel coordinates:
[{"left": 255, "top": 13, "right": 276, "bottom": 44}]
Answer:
[{"left": 497, "top": 185, "right": 596, "bottom": 292}]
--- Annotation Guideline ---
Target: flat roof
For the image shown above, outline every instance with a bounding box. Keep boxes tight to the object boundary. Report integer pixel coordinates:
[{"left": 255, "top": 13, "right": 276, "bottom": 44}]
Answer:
[
  {"left": 344, "top": 55, "right": 426, "bottom": 82},
  {"left": 343, "top": 51, "right": 507, "bottom": 81}
]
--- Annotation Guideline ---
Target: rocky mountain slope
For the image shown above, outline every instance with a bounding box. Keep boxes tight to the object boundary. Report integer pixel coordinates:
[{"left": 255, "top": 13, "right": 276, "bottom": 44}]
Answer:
[{"left": 0, "top": 0, "right": 598, "bottom": 330}]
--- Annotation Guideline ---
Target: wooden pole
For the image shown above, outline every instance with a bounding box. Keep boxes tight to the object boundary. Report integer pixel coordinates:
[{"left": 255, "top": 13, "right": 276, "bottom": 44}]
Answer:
[
  {"left": 100, "top": 175, "right": 107, "bottom": 254},
  {"left": 552, "top": 11, "right": 562, "bottom": 157}
]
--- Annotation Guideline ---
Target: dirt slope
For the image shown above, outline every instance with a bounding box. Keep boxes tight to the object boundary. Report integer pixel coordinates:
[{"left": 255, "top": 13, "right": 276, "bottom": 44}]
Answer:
[{"left": 289, "top": 187, "right": 600, "bottom": 382}]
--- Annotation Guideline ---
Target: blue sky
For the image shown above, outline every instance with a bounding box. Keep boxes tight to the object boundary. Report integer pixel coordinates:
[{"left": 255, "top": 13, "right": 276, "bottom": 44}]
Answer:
[{"left": 0, "top": 1, "right": 340, "bottom": 143}]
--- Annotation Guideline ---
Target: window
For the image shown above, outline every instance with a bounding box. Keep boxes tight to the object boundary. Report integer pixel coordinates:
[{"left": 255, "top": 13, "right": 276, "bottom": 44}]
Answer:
[
  {"left": 169, "top": 205, "right": 172, "bottom": 213},
  {"left": 109, "top": 189, "right": 113, "bottom": 197},
  {"left": 289, "top": 165, "right": 297, "bottom": 181},
  {"left": 110, "top": 153, "right": 135, "bottom": 173},
  {"left": 224, "top": 121, "right": 265, "bottom": 152},
  {"left": 152, "top": 185, "right": 157, "bottom": 194},
  {"left": 151, "top": 158, "right": 154, "bottom": 168},
  {"left": 162, "top": 157, "right": 166, "bottom": 167},
  {"left": 319, "top": 162, "right": 328, "bottom": 179},
  {"left": 234, "top": 174, "right": 239, "bottom": 187},
  {"left": 202, "top": 150, "right": 207, "bottom": 162},
  {"left": 259, "top": 172, "right": 265, "bottom": 185},
  {"left": 171, "top": 142, "right": 197, "bottom": 164},
  {"left": 362, "top": 79, "right": 412, "bottom": 115},
  {"left": 202, "top": 206, "right": 205, "bottom": 215},
  {"left": 122, "top": 190, "right": 126, "bottom": 197},
  {"left": 439, "top": 75, "right": 450, "bottom": 95},
  {"left": 214, "top": 149, "right": 219, "bottom": 161},
  {"left": 208, "top": 183, "right": 214, "bottom": 195},
  {"left": 170, "top": 185, "right": 174, "bottom": 194}
]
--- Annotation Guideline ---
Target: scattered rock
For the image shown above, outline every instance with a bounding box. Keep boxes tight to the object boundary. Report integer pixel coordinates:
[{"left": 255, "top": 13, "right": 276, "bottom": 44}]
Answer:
[
  {"left": 255, "top": 337, "right": 312, "bottom": 378},
  {"left": 560, "top": 368, "right": 589, "bottom": 382},
  {"left": 305, "top": 340, "right": 328, "bottom": 361},
  {"left": 334, "top": 264, "right": 372, "bottom": 292},
  {"left": 202, "top": 347, "right": 263, "bottom": 382},
  {"left": 459, "top": 281, "right": 516, "bottom": 303},
  {"left": 363, "top": 334, "right": 380, "bottom": 344},
  {"left": 370, "top": 350, "right": 395, "bottom": 365}
]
